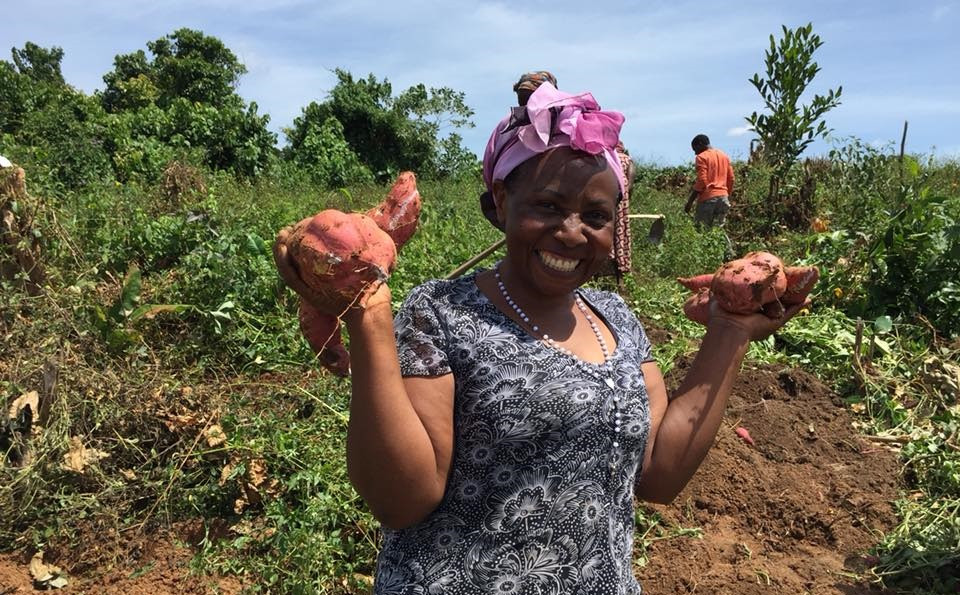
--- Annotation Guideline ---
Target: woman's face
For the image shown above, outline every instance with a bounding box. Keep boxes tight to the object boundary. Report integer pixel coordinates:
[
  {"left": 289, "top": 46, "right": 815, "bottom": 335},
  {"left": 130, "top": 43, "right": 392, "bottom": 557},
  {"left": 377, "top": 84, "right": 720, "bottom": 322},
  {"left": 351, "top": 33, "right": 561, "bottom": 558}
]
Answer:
[{"left": 493, "top": 147, "right": 618, "bottom": 298}]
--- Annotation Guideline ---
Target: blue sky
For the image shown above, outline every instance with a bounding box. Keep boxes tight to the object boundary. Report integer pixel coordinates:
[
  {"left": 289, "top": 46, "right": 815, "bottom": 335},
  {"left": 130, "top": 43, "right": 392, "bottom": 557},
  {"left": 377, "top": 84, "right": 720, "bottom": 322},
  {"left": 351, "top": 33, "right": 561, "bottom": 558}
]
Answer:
[{"left": 6, "top": 0, "right": 959, "bottom": 164}]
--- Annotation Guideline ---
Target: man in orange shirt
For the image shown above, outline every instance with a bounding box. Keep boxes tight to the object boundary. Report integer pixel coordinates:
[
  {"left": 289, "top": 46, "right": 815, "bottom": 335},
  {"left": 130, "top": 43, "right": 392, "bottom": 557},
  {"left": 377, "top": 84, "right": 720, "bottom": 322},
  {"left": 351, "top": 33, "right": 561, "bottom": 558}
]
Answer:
[{"left": 684, "top": 134, "right": 734, "bottom": 229}]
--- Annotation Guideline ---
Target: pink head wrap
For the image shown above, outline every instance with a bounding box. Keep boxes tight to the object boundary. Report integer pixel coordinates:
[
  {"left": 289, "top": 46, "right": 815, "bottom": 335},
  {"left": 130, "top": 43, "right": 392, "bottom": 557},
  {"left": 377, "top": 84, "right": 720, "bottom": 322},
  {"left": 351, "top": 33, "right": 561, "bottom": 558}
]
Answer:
[{"left": 480, "top": 83, "right": 626, "bottom": 229}]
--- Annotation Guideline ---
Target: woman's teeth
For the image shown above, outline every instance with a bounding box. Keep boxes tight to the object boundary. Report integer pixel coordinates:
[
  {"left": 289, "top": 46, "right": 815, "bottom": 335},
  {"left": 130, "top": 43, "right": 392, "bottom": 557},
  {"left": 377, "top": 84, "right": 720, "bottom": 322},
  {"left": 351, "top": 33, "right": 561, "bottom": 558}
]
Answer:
[{"left": 539, "top": 251, "right": 580, "bottom": 272}]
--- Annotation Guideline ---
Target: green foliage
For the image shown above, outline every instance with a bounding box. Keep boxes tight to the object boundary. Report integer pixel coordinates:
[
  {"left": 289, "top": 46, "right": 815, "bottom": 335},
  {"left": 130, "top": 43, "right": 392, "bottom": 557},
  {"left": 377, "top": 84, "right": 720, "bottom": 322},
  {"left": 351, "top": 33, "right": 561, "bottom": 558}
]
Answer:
[
  {"left": 629, "top": 186, "right": 730, "bottom": 279},
  {"left": 284, "top": 69, "right": 475, "bottom": 183},
  {"left": 15, "top": 93, "right": 114, "bottom": 191},
  {"left": 1, "top": 43, "right": 114, "bottom": 191},
  {"left": 195, "top": 383, "right": 379, "bottom": 591},
  {"left": 289, "top": 116, "right": 373, "bottom": 187},
  {"left": 824, "top": 138, "right": 900, "bottom": 231},
  {"left": 102, "top": 28, "right": 247, "bottom": 111},
  {"left": 10, "top": 41, "right": 65, "bottom": 85},
  {"left": 90, "top": 263, "right": 191, "bottom": 352},
  {"left": 99, "top": 28, "right": 276, "bottom": 178},
  {"left": 747, "top": 23, "right": 842, "bottom": 179},
  {"left": 870, "top": 498, "right": 960, "bottom": 593},
  {"left": 865, "top": 190, "right": 960, "bottom": 337}
]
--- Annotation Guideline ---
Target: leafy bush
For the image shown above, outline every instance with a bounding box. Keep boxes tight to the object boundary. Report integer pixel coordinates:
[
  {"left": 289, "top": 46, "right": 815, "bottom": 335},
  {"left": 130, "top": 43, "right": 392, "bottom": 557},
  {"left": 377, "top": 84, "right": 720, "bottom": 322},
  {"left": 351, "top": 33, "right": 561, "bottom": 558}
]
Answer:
[
  {"left": 289, "top": 116, "right": 373, "bottom": 188},
  {"left": 865, "top": 191, "right": 960, "bottom": 337},
  {"left": 284, "top": 69, "right": 475, "bottom": 183}
]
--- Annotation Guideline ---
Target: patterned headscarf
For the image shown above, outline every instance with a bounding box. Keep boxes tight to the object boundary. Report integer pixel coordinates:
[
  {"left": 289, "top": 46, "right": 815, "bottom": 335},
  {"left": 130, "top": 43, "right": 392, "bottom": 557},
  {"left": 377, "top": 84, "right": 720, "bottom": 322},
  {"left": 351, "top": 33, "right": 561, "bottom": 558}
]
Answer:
[
  {"left": 512, "top": 71, "right": 558, "bottom": 93},
  {"left": 480, "top": 83, "right": 626, "bottom": 230}
]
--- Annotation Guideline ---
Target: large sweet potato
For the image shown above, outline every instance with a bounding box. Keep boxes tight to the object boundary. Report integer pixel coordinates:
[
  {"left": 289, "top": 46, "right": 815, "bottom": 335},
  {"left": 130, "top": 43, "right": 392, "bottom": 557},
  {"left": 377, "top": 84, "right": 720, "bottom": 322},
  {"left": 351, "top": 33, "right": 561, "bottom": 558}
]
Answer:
[
  {"left": 279, "top": 172, "right": 422, "bottom": 376},
  {"left": 711, "top": 251, "right": 787, "bottom": 314},
  {"left": 288, "top": 209, "right": 397, "bottom": 314}
]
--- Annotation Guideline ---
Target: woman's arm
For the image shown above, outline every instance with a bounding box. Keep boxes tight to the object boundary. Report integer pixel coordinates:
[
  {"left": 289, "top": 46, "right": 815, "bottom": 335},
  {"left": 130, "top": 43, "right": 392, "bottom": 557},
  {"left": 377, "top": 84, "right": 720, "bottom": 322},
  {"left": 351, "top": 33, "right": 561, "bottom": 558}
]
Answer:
[
  {"left": 635, "top": 302, "right": 807, "bottom": 503},
  {"left": 342, "top": 293, "right": 455, "bottom": 529},
  {"left": 274, "top": 235, "right": 455, "bottom": 529}
]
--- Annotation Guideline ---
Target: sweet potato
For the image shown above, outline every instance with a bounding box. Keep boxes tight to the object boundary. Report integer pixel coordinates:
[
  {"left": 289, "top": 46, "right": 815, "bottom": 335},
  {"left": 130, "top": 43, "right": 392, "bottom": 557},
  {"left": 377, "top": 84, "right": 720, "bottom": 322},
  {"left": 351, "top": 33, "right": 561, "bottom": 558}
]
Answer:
[
  {"left": 288, "top": 209, "right": 397, "bottom": 314},
  {"left": 299, "top": 301, "right": 350, "bottom": 376},
  {"left": 679, "top": 251, "right": 818, "bottom": 325},
  {"left": 735, "top": 426, "right": 755, "bottom": 446},
  {"left": 781, "top": 266, "right": 820, "bottom": 305},
  {"left": 711, "top": 251, "right": 786, "bottom": 315},
  {"left": 279, "top": 172, "right": 421, "bottom": 376},
  {"left": 365, "top": 171, "right": 421, "bottom": 250},
  {"left": 676, "top": 273, "right": 714, "bottom": 292},
  {"left": 683, "top": 288, "right": 713, "bottom": 325}
]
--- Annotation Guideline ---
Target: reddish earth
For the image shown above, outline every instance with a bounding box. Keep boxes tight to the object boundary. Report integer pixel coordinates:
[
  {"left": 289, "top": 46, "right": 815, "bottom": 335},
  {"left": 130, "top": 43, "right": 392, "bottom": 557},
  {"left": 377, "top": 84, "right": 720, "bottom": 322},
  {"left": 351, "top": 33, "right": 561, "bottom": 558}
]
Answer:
[
  {"left": 1, "top": 362, "right": 899, "bottom": 593},
  {"left": 636, "top": 361, "right": 900, "bottom": 595},
  {"left": 0, "top": 528, "right": 245, "bottom": 594}
]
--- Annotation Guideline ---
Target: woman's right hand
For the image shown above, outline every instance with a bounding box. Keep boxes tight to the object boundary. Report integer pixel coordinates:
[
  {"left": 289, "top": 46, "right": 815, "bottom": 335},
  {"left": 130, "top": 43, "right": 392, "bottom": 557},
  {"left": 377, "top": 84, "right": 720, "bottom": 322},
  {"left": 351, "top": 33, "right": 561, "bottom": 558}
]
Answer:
[{"left": 273, "top": 224, "right": 320, "bottom": 306}]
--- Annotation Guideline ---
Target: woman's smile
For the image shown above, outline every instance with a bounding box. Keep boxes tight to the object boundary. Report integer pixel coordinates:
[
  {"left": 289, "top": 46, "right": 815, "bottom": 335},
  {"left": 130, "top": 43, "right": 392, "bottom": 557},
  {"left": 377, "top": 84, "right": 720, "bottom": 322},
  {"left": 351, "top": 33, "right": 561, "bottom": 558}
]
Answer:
[{"left": 537, "top": 249, "right": 581, "bottom": 273}]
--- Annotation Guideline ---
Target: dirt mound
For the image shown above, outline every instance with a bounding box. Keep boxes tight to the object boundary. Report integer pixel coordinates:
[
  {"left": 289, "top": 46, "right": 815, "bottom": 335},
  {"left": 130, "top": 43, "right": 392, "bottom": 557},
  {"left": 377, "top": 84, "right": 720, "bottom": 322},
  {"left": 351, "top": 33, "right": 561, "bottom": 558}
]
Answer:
[{"left": 637, "top": 362, "right": 900, "bottom": 594}]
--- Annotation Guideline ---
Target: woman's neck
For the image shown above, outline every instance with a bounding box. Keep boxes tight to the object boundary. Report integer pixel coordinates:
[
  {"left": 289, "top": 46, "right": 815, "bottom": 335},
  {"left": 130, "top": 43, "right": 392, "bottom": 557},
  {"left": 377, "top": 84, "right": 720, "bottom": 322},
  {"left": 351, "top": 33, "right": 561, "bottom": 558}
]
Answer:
[{"left": 492, "top": 261, "right": 577, "bottom": 317}]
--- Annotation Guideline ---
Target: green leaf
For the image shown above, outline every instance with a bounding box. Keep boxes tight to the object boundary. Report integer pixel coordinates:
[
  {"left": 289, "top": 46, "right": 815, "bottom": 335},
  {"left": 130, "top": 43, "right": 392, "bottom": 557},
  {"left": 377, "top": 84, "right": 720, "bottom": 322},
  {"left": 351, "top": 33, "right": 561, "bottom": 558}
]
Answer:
[{"left": 118, "top": 263, "right": 142, "bottom": 318}]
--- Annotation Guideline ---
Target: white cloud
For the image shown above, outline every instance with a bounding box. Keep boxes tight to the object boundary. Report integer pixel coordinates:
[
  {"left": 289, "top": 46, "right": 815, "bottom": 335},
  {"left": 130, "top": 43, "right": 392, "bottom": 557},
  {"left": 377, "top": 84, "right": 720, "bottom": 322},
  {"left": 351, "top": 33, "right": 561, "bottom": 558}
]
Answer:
[
  {"left": 727, "top": 125, "right": 754, "bottom": 137},
  {"left": 933, "top": 4, "right": 953, "bottom": 21}
]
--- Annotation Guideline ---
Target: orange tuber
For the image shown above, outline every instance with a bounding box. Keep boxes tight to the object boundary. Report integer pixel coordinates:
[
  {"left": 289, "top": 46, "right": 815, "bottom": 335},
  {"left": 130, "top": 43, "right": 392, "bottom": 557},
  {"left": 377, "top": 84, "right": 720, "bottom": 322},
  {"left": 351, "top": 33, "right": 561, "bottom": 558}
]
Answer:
[
  {"left": 678, "top": 251, "right": 818, "bottom": 326},
  {"left": 279, "top": 172, "right": 422, "bottom": 376}
]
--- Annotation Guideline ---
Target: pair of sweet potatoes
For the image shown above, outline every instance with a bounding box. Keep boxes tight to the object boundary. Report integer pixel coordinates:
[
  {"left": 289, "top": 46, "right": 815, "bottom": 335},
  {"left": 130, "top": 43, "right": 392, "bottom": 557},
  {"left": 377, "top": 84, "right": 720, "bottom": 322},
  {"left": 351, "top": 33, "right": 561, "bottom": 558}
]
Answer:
[{"left": 678, "top": 251, "right": 819, "bottom": 325}]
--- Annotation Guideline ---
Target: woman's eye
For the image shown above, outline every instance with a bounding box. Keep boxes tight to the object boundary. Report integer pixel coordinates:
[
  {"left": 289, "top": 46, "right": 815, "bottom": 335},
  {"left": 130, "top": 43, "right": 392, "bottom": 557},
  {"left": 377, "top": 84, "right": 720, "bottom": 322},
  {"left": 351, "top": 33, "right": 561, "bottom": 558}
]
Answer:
[
  {"left": 585, "top": 212, "right": 612, "bottom": 228},
  {"left": 536, "top": 201, "right": 560, "bottom": 212}
]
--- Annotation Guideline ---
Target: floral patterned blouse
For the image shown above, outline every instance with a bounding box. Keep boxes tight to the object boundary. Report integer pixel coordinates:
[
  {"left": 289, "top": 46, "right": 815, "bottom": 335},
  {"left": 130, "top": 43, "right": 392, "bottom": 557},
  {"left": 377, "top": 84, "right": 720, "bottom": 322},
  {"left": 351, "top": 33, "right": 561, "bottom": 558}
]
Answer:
[{"left": 375, "top": 271, "right": 654, "bottom": 594}]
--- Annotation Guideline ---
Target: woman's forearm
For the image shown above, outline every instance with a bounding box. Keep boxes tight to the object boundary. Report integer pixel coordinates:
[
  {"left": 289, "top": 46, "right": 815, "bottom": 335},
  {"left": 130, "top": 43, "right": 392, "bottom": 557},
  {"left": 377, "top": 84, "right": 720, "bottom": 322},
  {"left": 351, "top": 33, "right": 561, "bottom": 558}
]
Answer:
[
  {"left": 343, "top": 303, "right": 446, "bottom": 528},
  {"left": 638, "top": 320, "right": 750, "bottom": 502}
]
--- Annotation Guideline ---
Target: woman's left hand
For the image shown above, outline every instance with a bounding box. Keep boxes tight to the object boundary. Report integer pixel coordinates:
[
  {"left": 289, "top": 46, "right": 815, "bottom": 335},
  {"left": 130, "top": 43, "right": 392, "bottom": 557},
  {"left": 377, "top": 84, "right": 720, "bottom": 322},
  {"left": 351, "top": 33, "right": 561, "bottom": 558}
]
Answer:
[{"left": 706, "top": 299, "right": 811, "bottom": 342}]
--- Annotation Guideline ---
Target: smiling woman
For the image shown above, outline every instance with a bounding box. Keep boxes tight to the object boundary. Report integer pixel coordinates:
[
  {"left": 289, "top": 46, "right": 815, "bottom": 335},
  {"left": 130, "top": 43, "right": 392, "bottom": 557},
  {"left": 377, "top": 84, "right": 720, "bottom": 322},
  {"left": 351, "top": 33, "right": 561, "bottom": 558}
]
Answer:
[{"left": 274, "top": 82, "right": 809, "bottom": 594}]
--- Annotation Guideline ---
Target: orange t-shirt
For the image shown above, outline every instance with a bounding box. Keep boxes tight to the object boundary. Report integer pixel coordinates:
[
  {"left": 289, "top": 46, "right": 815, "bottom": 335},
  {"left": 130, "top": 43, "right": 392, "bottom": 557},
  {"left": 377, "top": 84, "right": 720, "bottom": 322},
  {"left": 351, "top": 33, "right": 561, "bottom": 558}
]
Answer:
[{"left": 693, "top": 148, "right": 734, "bottom": 202}]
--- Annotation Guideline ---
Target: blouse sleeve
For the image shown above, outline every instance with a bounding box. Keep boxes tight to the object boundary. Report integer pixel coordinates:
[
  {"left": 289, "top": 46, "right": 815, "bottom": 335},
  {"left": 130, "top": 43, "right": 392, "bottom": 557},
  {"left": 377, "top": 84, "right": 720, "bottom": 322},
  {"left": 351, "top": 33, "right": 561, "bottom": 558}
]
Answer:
[
  {"left": 601, "top": 290, "right": 655, "bottom": 363},
  {"left": 632, "top": 318, "right": 655, "bottom": 363},
  {"left": 394, "top": 282, "right": 452, "bottom": 377}
]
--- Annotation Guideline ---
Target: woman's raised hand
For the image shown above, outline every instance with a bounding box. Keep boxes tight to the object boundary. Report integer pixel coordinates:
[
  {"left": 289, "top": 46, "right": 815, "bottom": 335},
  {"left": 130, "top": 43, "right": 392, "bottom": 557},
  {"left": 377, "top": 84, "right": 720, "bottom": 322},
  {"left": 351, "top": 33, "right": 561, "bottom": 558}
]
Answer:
[
  {"left": 272, "top": 225, "right": 319, "bottom": 306},
  {"left": 707, "top": 298, "right": 811, "bottom": 342}
]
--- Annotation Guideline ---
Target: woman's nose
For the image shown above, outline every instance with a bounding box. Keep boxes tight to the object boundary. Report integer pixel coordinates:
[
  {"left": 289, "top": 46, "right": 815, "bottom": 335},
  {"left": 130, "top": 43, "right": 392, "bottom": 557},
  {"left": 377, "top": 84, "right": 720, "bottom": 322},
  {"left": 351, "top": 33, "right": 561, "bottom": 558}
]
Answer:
[{"left": 555, "top": 213, "right": 588, "bottom": 247}]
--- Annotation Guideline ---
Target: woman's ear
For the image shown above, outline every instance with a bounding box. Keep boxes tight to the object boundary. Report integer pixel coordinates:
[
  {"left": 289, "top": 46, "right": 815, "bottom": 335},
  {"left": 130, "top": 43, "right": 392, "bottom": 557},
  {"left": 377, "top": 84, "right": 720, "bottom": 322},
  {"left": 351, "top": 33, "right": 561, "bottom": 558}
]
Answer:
[{"left": 492, "top": 180, "right": 508, "bottom": 226}]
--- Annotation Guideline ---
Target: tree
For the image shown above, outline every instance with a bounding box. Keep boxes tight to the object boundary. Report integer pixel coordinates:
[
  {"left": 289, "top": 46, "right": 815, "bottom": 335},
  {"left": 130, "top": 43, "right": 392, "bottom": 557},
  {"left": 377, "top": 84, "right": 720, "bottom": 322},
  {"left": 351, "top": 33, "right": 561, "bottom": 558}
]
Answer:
[
  {"left": 746, "top": 23, "right": 842, "bottom": 201},
  {"left": 103, "top": 29, "right": 246, "bottom": 111},
  {"left": 285, "top": 69, "right": 475, "bottom": 182},
  {"left": 99, "top": 29, "right": 275, "bottom": 178},
  {"left": 101, "top": 50, "right": 156, "bottom": 112},
  {"left": 10, "top": 42, "right": 65, "bottom": 85},
  {"left": 1, "top": 43, "right": 113, "bottom": 189}
]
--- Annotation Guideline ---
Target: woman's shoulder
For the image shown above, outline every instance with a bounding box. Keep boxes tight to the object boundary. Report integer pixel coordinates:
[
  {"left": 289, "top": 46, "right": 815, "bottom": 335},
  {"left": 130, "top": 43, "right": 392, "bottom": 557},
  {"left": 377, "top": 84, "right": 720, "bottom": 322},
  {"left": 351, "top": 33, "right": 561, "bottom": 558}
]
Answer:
[
  {"left": 399, "top": 272, "right": 482, "bottom": 310},
  {"left": 580, "top": 286, "right": 631, "bottom": 315},
  {"left": 580, "top": 286, "right": 646, "bottom": 334}
]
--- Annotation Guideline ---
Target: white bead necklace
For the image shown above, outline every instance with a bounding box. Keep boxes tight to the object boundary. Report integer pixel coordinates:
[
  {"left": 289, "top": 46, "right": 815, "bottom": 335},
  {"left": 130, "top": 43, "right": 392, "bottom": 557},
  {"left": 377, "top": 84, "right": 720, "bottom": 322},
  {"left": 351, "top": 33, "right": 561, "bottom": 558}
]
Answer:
[{"left": 494, "top": 265, "right": 624, "bottom": 453}]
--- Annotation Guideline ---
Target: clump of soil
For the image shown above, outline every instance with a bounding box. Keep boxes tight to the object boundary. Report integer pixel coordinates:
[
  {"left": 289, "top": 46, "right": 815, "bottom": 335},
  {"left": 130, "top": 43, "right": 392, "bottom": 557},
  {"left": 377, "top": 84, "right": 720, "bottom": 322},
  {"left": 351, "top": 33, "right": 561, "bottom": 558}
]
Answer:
[{"left": 636, "top": 362, "right": 900, "bottom": 594}]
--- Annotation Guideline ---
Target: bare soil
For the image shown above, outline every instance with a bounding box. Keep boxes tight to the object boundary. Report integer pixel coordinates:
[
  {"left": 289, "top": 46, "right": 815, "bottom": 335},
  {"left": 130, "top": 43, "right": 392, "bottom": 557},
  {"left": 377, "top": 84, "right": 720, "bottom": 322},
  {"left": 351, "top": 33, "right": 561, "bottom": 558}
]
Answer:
[
  {"left": 636, "top": 361, "right": 900, "bottom": 594},
  {"left": 0, "top": 527, "right": 244, "bottom": 594}
]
